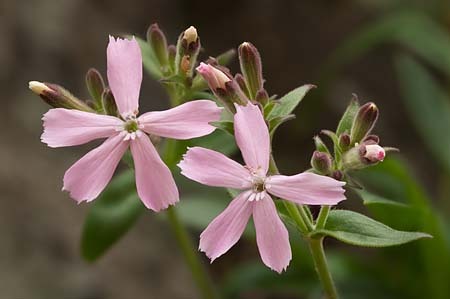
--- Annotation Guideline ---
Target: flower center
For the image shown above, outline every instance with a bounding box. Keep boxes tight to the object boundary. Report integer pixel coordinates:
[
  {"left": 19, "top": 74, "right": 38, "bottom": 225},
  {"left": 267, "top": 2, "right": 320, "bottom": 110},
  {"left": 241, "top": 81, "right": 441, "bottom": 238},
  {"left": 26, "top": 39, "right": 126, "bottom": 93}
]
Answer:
[
  {"left": 121, "top": 116, "right": 144, "bottom": 141},
  {"left": 124, "top": 118, "right": 139, "bottom": 133},
  {"left": 252, "top": 175, "right": 266, "bottom": 193},
  {"left": 246, "top": 172, "right": 268, "bottom": 202}
]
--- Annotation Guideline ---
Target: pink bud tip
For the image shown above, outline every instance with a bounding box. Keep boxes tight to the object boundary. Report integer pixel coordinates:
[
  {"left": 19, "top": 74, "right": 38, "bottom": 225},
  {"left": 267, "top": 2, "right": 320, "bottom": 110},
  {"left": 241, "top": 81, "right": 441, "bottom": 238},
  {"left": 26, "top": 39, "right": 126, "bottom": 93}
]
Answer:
[
  {"left": 196, "top": 62, "right": 231, "bottom": 90},
  {"left": 364, "top": 144, "right": 385, "bottom": 162}
]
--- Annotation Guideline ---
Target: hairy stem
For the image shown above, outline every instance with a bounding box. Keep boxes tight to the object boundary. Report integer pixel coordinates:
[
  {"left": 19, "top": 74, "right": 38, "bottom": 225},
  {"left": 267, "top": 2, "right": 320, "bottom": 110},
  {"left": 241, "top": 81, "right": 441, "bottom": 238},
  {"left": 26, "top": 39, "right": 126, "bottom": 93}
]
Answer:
[
  {"left": 309, "top": 237, "right": 339, "bottom": 299},
  {"left": 268, "top": 153, "right": 339, "bottom": 298},
  {"left": 315, "top": 206, "right": 331, "bottom": 230}
]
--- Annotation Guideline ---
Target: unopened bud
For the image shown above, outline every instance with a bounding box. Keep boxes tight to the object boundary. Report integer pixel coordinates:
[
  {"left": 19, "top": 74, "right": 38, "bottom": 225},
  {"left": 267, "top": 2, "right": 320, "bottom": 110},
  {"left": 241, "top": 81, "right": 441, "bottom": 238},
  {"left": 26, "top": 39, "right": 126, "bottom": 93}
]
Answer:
[
  {"left": 29, "top": 81, "right": 93, "bottom": 112},
  {"left": 342, "top": 143, "right": 385, "bottom": 170},
  {"left": 311, "top": 151, "right": 333, "bottom": 174},
  {"left": 363, "top": 144, "right": 385, "bottom": 162},
  {"left": 255, "top": 89, "right": 269, "bottom": 105},
  {"left": 234, "top": 73, "right": 249, "bottom": 97},
  {"left": 363, "top": 134, "right": 380, "bottom": 144},
  {"left": 167, "top": 45, "right": 176, "bottom": 72},
  {"left": 351, "top": 102, "right": 379, "bottom": 144},
  {"left": 147, "top": 23, "right": 169, "bottom": 67},
  {"left": 175, "top": 26, "right": 200, "bottom": 76},
  {"left": 332, "top": 170, "right": 344, "bottom": 181},
  {"left": 183, "top": 26, "right": 198, "bottom": 45},
  {"left": 29, "top": 81, "right": 52, "bottom": 95},
  {"left": 338, "top": 133, "right": 351, "bottom": 152},
  {"left": 196, "top": 62, "right": 231, "bottom": 90},
  {"left": 85, "top": 68, "right": 105, "bottom": 107},
  {"left": 101, "top": 88, "right": 118, "bottom": 116},
  {"left": 238, "top": 42, "right": 263, "bottom": 99}
]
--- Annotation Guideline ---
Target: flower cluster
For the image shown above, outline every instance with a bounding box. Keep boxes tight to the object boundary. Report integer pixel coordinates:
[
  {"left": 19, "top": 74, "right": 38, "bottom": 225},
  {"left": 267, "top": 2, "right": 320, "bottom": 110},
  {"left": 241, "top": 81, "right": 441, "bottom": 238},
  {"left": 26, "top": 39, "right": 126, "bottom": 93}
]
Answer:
[{"left": 31, "top": 25, "right": 406, "bottom": 274}]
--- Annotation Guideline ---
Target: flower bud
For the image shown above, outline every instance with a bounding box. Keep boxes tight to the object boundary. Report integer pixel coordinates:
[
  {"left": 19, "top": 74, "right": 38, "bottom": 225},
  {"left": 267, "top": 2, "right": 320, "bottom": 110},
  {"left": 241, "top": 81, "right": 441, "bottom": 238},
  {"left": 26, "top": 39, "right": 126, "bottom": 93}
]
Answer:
[
  {"left": 255, "top": 88, "right": 269, "bottom": 105},
  {"left": 351, "top": 102, "right": 379, "bottom": 144},
  {"left": 363, "top": 144, "right": 385, "bottom": 162},
  {"left": 85, "top": 68, "right": 105, "bottom": 107},
  {"left": 196, "top": 63, "right": 248, "bottom": 112},
  {"left": 183, "top": 26, "right": 198, "bottom": 45},
  {"left": 29, "top": 81, "right": 93, "bottom": 112},
  {"left": 175, "top": 26, "right": 200, "bottom": 76},
  {"left": 196, "top": 62, "right": 231, "bottom": 90},
  {"left": 238, "top": 42, "right": 263, "bottom": 99},
  {"left": 234, "top": 73, "right": 249, "bottom": 97},
  {"left": 101, "top": 88, "right": 118, "bottom": 116},
  {"left": 167, "top": 45, "right": 176, "bottom": 72},
  {"left": 147, "top": 23, "right": 169, "bottom": 68},
  {"left": 338, "top": 133, "right": 351, "bottom": 152},
  {"left": 311, "top": 151, "right": 333, "bottom": 174},
  {"left": 332, "top": 170, "right": 344, "bottom": 181},
  {"left": 341, "top": 143, "right": 385, "bottom": 170},
  {"left": 363, "top": 134, "right": 380, "bottom": 144}
]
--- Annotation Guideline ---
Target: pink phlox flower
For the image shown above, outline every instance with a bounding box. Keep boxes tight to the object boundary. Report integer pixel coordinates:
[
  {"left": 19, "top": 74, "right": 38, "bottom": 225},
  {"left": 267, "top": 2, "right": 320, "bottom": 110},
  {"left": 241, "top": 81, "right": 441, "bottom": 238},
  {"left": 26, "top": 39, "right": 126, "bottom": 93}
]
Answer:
[
  {"left": 41, "top": 36, "right": 222, "bottom": 211},
  {"left": 178, "top": 103, "right": 346, "bottom": 272}
]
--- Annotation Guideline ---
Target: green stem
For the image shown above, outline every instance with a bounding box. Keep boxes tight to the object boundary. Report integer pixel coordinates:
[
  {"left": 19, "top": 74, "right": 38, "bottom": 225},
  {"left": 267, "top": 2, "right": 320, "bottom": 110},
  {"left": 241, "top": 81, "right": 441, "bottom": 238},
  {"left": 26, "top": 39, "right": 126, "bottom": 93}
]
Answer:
[
  {"left": 268, "top": 153, "right": 339, "bottom": 298},
  {"left": 163, "top": 138, "right": 218, "bottom": 299},
  {"left": 166, "top": 206, "right": 218, "bottom": 299},
  {"left": 308, "top": 238, "right": 339, "bottom": 299},
  {"left": 315, "top": 206, "right": 331, "bottom": 229}
]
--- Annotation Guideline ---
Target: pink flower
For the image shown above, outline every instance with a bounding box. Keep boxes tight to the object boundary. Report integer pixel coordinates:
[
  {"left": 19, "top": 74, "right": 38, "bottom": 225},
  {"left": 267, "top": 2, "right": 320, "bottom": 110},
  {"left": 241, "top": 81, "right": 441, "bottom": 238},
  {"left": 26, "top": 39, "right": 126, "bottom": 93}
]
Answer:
[
  {"left": 178, "top": 103, "right": 346, "bottom": 272},
  {"left": 40, "top": 36, "right": 222, "bottom": 211}
]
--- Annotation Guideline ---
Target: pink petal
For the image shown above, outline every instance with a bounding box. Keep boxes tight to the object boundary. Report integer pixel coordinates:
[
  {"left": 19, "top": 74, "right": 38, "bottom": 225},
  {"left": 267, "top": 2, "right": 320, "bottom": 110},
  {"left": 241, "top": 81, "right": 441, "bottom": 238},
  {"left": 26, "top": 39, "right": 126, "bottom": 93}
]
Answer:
[
  {"left": 234, "top": 103, "right": 270, "bottom": 174},
  {"left": 107, "top": 36, "right": 142, "bottom": 117},
  {"left": 63, "top": 132, "right": 129, "bottom": 202},
  {"left": 138, "top": 100, "right": 222, "bottom": 139},
  {"left": 199, "top": 191, "right": 253, "bottom": 261},
  {"left": 253, "top": 194, "right": 291, "bottom": 273},
  {"left": 178, "top": 147, "right": 252, "bottom": 189},
  {"left": 42, "top": 108, "right": 123, "bottom": 147},
  {"left": 267, "top": 172, "right": 346, "bottom": 205},
  {"left": 130, "top": 133, "right": 178, "bottom": 211}
]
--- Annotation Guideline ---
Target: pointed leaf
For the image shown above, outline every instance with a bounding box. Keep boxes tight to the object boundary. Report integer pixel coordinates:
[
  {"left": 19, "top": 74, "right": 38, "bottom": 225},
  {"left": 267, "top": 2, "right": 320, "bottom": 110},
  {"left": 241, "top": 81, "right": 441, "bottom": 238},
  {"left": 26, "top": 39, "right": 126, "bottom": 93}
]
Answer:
[
  {"left": 336, "top": 95, "right": 359, "bottom": 136},
  {"left": 267, "top": 85, "right": 315, "bottom": 120},
  {"left": 311, "top": 210, "right": 431, "bottom": 247}
]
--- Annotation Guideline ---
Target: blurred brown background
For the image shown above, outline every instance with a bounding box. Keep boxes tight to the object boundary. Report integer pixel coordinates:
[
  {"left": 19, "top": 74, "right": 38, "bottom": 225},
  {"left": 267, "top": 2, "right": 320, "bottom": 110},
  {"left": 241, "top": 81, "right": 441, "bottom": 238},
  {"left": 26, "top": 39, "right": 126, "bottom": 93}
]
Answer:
[{"left": 0, "top": 0, "right": 444, "bottom": 298}]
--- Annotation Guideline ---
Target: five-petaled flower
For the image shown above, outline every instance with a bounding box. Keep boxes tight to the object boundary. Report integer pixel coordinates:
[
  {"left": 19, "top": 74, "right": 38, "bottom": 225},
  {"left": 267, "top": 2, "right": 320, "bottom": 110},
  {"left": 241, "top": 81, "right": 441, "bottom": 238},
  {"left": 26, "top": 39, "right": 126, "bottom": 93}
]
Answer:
[
  {"left": 178, "top": 103, "right": 346, "bottom": 272},
  {"left": 39, "top": 36, "right": 222, "bottom": 211}
]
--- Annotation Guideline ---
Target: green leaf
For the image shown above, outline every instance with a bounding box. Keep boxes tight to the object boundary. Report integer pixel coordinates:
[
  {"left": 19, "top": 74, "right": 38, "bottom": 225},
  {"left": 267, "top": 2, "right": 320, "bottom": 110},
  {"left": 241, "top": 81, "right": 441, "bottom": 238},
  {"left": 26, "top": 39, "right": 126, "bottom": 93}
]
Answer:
[
  {"left": 134, "top": 37, "right": 163, "bottom": 79},
  {"left": 356, "top": 189, "right": 409, "bottom": 209},
  {"left": 267, "top": 84, "right": 315, "bottom": 120},
  {"left": 81, "top": 171, "right": 144, "bottom": 261},
  {"left": 395, "top": 54, "right": 450, "bottom": 173},
  {"left": 336, "top": 95, "right": 359, "bottom": 136},
  {"left": 311, "top": 210, "right": 431, "bottom": 247}
]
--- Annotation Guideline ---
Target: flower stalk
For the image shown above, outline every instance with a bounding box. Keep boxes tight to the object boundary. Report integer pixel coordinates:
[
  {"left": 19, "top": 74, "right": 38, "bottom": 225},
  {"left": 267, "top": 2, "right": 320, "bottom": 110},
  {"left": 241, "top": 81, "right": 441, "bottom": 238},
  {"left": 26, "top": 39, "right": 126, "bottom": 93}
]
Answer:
[{"left": 268, "top": 153, "right": 339, "bottom": 299}]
